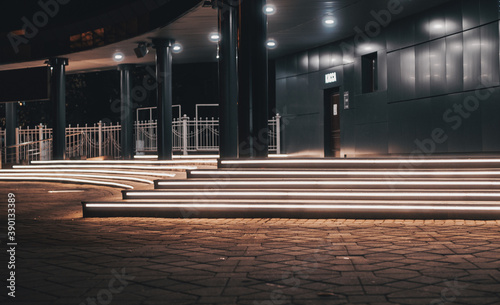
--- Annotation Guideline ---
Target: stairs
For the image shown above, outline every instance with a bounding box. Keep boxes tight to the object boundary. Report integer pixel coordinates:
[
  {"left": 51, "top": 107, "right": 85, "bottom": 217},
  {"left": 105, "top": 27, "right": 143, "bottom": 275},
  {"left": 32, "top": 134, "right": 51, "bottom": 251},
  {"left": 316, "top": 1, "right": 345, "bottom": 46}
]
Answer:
[
  {"left": 82, "top": 157, "right": 500, "bottom": 219},
  {"left": 1, "top": 158, "right": 217, "bottom": 189}
]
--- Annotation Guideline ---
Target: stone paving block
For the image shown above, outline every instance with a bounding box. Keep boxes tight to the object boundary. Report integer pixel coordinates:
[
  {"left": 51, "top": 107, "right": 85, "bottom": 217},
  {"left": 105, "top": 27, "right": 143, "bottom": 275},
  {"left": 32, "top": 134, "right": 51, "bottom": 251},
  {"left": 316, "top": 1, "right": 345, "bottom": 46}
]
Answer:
[{"left": 3, "top": 183, "right": 500, "bottom": 304}]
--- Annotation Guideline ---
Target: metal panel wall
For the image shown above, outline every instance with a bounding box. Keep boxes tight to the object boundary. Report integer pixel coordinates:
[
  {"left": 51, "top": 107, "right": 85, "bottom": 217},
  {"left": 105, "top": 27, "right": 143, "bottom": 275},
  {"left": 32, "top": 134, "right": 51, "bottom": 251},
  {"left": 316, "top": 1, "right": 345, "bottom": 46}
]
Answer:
[
  {"left": 429, "top": 39, "right": 446, "bottom": 96},
  {"left": 462, "top": 0, "right": 480, "bottom": 30},
  {"left": 276, "top": 0, "right": 500, "bottom": 156},
  {"left": 400, "top": 47, "right": 416, "bottom": 100},
  {"left": 415, "top": 43, "right": 431, "bottom": 99},
  {"left": 387, "top": 51, "right": 401, "bottom": 102},
  {"left": 445, "top": 33, "right": 464, "bottom": 93},
  {"left": 463, "top": 28, "right": 481, "bottom": 91},
  {"left": 445, "top": 1, "right": 463, "bottom": 36},
  {"left": 481, "top": 23, "right": 500, "bottom": 87}
]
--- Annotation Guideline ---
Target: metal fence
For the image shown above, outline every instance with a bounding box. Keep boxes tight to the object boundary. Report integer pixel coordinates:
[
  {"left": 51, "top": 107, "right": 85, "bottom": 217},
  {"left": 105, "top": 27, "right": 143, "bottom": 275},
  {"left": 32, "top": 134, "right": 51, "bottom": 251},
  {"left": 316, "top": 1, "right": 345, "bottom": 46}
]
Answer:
[{"left": 1, "top": 115, "right": 281, "bottom": 163}]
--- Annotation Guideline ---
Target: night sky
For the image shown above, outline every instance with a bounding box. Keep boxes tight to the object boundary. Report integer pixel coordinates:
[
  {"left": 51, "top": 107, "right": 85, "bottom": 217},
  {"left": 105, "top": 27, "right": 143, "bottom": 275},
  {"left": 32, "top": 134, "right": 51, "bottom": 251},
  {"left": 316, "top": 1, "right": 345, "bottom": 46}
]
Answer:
[
  {"left": 1, "top": 61, "right": 276, "bottom": 128},
  {"left": 1, "top": 62, "right": 220, "bottom": 128}
]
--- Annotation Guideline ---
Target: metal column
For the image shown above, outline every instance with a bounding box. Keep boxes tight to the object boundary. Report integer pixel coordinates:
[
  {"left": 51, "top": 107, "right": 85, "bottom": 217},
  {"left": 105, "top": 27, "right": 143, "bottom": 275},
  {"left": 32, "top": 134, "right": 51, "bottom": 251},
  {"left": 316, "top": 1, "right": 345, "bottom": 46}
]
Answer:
[
  {"left": 238, "top": 0, "right": 269, "bottom": 158},
  {"left": 49, "top": 58, "right": 68, "bottom": 160},
  {"left": 5, "top": 102, "right": 17, "bottom": 161},
  {"left": 118, "top": 64, "right": 135, "bottom": 160},
  {"left": 218, "top": 0, "right": 239, "bottom": 159},
  {"left": 153, "top": 38, "right": 174, "bottom": 160}
]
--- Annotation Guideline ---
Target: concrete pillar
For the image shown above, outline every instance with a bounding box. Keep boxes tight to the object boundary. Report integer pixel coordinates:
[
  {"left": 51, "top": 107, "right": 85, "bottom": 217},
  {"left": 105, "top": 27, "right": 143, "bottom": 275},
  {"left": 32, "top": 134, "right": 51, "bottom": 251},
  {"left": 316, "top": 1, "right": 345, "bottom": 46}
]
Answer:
[
  {"left": 5, "top": 102, "right": 17, "bottom": 148},
  {"left": 153, "top": 38, "right": 174, "bottom": 160},
  {"left": 118, "top": 64, "right": 135, "bottom": 160},
  {"left": 48, "top": 58, "right": 68, "bottom": 160},
  {"left": 238, "top": 0, "right": 269, "bottom": 158},
  {"left": 218, "top": 0, "right": 239, "bottom": 159}
]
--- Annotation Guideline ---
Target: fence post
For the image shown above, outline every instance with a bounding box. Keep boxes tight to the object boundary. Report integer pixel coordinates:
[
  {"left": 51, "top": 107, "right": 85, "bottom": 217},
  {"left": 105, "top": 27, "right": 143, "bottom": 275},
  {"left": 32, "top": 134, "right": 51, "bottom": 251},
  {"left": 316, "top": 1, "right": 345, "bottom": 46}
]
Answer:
[
  {"left": 275, "top": 113, "right": 281, "bottom": 155},
  {"left": 15, "top": 127, "right": 19, "bottom": 163},
  {"left": 182, "top": 115, "right": 188, "bottom": 155},
  {"left": 39, "top": 123, "right": 44, "bottom": 161},
  {"left": 98, "top": 120, "right": 103, "bottom": 157}
]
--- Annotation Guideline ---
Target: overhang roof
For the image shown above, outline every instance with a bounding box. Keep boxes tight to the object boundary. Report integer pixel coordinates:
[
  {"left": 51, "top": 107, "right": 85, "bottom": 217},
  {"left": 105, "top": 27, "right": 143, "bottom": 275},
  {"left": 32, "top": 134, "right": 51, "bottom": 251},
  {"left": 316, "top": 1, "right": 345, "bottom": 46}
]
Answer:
[{"left": 0, "top": 0, "right": 452, "bottom": 74}]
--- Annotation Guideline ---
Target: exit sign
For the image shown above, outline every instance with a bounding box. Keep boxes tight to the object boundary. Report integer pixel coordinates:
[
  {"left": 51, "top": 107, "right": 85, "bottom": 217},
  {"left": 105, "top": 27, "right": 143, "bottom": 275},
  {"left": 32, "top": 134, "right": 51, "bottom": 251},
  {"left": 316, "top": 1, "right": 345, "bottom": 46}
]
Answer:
[{"left": 325, "top": 72, "right": 337, "bottom": 84}]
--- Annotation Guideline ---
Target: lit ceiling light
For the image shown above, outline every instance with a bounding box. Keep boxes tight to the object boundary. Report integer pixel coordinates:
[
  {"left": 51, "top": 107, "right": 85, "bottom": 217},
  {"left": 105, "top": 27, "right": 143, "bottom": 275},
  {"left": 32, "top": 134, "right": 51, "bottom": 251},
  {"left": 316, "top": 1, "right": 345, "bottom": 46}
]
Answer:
[
  {"left": 266, "top": 39, "right": 277, "bottom": 49},
  {"left": 263, "top": 4, "right": 276, "bottom": 15},
  {"left": 113, "top": 52, "right": 124, "bottom": 62},
  {"left": 323, "top": 15, "right": 335, "bottom": 27},
  {"left": 172, "top": 43, "right": 183, "bottom": 53},
  {"left": 209, "top": 32, "right": 220, "bottom": 42}
]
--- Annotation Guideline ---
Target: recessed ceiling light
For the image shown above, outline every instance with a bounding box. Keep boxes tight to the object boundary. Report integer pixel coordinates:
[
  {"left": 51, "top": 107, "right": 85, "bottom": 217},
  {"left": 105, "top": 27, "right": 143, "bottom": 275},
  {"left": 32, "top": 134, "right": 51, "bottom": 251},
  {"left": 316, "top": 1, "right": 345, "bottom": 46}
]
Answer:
[
  {"left": 209, "top": 32, "right": 220, "bottom": 42},
  {"left": 323, "top": 16, "right": 335, "bottom": 26},
  {"left": 113, "top": 52, "right": 124, "bottom": 62},
  {"left": 172, "top": 43, "right": 183, "bottom": 53},
  {"left": 263, "top": 4, "right": 276, "bottom": 15},
  {"left": 266, "top": 39, "right": 277, "bottom": 49}
]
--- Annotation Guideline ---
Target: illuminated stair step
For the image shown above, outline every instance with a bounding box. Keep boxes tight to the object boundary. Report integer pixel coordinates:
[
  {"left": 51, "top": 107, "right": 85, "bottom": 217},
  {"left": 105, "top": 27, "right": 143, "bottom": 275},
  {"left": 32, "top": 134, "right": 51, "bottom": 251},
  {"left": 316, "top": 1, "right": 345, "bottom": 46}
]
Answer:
[
  {"left": 218, "top": 158, "right": 500, "bottom": 169},
  {"left": 81, "top": 201, "right": 500, "bottom": 219},
  {"left": 31, "top": 159, "right": 217, "bottom": 166},
  {"left": 187, "top": 169, "right": 500, "bottom": 179},
  {"left": 15, "top": 164, "right": 197, "bottom": 171},
  {"left": 122, "top": 190, "right": 500, "bottom": 201},
  {"left": 0, "top": 176, "right": 134, "bottom": 189},
  {"left": 90, "top": 198, "right": 500, "bottom": 205},
  {"left": 154, "top": 179, "right": 500, "bottom": 190},
  {"left": 0, "top": 168, "right": 176, "bottom": 177}
]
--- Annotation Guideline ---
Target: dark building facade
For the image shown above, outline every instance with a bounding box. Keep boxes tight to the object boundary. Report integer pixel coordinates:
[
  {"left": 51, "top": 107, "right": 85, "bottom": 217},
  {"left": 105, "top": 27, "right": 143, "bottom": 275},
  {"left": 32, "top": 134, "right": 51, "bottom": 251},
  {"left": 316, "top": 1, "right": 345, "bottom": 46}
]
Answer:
[{"left": 276, "top": 0, "right": 500, "bottom": 157}]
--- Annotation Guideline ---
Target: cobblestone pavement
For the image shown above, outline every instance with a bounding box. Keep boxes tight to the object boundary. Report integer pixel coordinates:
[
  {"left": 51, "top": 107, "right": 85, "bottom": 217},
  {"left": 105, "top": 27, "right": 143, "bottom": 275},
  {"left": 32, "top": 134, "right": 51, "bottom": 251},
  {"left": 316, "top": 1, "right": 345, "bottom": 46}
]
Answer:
[{"left": 0, "top": 182, "right": 499, "bottom": 305}]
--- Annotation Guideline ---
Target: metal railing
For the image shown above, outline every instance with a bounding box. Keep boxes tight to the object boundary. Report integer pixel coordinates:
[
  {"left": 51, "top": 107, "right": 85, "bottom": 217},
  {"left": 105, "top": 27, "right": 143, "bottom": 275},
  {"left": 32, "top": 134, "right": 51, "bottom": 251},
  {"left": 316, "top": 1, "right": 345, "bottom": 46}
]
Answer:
[{"left": 1, "top": 115, "right": 281, "bottom": 163}]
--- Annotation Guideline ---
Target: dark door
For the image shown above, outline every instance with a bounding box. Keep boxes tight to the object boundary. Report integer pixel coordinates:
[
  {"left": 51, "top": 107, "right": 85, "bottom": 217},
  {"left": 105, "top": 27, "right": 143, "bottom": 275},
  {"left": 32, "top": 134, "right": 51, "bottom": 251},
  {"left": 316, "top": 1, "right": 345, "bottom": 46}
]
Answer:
[{"left": 324, "top": 88, "right": 341, "bottom": 157}]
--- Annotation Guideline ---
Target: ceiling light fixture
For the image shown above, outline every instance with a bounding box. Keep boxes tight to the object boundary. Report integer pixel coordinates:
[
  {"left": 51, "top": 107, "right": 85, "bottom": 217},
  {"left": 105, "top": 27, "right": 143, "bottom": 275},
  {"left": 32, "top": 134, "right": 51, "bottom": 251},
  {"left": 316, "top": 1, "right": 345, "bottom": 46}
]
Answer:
[
  {"left": 263, "top": 4, "right": 276, "bottom": 15},
  {"left": 172, "top": 43, "right": 183, "bottom": 53},
  {"left": 209, "top": 32, "right": 220, "bottom": 42},
  {"left": 323, "top": 15, "right": 335, "bottom": 27},
  {"left": 113, "top": 52, "right": 124, "bottom": 62},
  {"left": 266, "top": 39, "right": 277, "bottom": 49}
]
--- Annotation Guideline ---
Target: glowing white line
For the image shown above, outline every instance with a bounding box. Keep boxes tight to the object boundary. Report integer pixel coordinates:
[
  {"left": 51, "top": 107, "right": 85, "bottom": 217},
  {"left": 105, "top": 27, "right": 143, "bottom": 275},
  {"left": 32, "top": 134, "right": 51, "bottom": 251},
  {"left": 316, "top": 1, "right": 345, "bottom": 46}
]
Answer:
[
  {"left": 14, "top": 165, "right": 197, "bottom": 170},
  {"left": 190, "top": 170, "right": 500, "bottom": 176},
  {"left": 110, "top": 199, "right": 500, "bottom": 205},
  {"left": 32, "top": 160, "right": 216, "bottom": 165},
  {"left": 220, "top": 158, "right": 500, "bottom": 164},
  {"left": 134, "top": 155, "right": 287, "bottom": 159},
  {"left": 268, "top": 154, "right": 290, "bottom": 158},
  {"left": 157, "top": 180, "right": 500, "bottom": 187},
  {"left": 0, "top": 169, "right": 175, "bottom": 177},
  {"left": 0, "top": 173, "right": 153, "bottom": 184},
  {"left": 0, "top": 177, "right": 133, "bottom": 189},
  {"left": 134, "top": 155, "right": 158, "bottom": 159},
  {"left": 124, "top": 191, "right": 500, "bottom": 198},
  {"left": 84, "top": 203, "right": 500, "bottom": 211}
]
